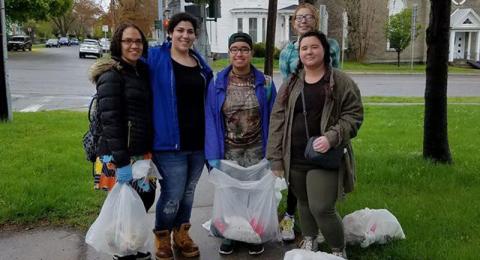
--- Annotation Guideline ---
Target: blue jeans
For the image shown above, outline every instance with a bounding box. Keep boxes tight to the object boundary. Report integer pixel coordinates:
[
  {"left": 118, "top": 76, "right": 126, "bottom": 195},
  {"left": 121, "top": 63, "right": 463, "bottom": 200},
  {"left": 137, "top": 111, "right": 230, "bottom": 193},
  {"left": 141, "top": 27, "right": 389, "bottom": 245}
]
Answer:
[{"left": 153, "top": 150, "right": 205, "bottom": 231}]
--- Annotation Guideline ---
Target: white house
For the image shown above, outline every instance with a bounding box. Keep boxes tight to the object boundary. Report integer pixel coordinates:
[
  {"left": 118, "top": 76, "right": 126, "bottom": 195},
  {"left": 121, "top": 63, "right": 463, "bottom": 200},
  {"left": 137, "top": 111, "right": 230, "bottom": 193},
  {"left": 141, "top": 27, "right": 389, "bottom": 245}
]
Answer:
[
  {"left": 449, "top": 8, "right": 480, "bottom": 62},
  {"left": 205, "top": 0, "right": 297, "bottom": 55}
]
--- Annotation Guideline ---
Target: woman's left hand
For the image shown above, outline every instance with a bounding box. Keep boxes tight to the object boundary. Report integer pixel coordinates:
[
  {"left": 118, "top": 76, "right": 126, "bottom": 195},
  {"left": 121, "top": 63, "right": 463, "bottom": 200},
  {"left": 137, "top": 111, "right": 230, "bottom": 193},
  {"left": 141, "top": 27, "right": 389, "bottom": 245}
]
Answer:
[{"left": 313, "top": 136, "right": 331, "bottom": 153}]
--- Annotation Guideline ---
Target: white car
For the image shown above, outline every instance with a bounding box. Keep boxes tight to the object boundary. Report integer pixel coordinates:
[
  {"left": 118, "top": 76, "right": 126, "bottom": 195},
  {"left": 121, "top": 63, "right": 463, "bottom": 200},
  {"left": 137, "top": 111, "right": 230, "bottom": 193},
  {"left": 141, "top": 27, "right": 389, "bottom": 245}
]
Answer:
[
  {"left": 99, "top": 38, "right": 111, "bottom": 53},
  {"left": 79, "top": 39, "right": 103, "bottom": 58}
]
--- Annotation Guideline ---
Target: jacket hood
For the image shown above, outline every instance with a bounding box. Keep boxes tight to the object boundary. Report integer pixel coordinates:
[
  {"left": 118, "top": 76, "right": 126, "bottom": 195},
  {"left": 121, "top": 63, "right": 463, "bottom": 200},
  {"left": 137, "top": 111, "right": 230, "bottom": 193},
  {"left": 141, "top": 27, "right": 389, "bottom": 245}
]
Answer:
[{"left": 88, "top": 57, "right": 122, "bottom": 84}]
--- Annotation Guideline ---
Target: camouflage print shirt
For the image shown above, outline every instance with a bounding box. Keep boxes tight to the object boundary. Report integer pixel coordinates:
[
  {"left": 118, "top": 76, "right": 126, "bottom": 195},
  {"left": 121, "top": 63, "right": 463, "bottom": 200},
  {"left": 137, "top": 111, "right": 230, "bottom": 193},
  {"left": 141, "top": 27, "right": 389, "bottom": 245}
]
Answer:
[{"left": 222, "top": 70, "right": 262, "bottom": 148}]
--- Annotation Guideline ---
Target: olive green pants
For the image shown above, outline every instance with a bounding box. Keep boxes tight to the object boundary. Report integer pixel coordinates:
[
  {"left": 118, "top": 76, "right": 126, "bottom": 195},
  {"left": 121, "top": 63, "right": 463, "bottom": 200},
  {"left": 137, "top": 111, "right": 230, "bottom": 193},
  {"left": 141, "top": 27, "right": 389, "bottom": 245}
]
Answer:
[{"left": 289, "top": 163, "right": 345, "bottom": 249}]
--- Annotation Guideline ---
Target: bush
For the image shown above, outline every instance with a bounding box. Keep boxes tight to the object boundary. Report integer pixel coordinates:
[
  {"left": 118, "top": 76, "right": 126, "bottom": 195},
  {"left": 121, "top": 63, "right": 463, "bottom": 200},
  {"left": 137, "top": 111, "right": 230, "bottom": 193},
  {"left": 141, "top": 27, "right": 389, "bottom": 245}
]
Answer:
[
  {"left": 253, "top": 42, "right": 266, "bottom": 58},
  {"left": 274, "top": 47, "right": 281, "bottom": 60},
  {"left": 253, "top": 42, "right": 281, "bottom": 60}
]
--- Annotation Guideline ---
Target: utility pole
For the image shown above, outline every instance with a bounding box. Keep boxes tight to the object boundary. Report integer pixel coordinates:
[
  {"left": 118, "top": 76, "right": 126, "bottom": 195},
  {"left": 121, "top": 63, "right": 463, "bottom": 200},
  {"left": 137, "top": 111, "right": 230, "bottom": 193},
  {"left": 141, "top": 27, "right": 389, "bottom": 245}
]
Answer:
[
  {"left": 196, "top": 3, "right": 210, "bottom": 60},
  {"left": 410, "top": 4, "right": 418, "bottom": 70},
  {"left": 0, "top": 0, "right": 12, "bottom": 121},
  {"left": 264, "top": 0, "right": 277, "bottom": 76},
  {"left": 157, "top": 0, "right": 164, "bottom": 43}
]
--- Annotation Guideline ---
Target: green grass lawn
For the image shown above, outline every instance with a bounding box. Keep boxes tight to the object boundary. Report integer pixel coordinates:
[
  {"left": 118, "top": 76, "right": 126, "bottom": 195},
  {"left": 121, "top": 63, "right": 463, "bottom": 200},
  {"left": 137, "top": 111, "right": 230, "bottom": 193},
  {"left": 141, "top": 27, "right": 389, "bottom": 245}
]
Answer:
[
  {"left": 1, "top": 103, "right": 479, "bottom": 259},
  {"left": 211, "top": 58, "right": 480, "bottom": 74},
  {"left": 363, "top": 96, "right": 480, "bottom": 104}
]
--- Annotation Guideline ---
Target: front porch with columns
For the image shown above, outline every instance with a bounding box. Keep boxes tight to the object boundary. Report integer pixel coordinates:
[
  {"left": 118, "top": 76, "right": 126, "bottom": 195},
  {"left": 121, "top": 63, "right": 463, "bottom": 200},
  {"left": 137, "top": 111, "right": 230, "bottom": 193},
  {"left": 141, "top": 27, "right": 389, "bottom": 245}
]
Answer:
[{"left": 449, "top": 8, "right": 480, "bottom": 62}]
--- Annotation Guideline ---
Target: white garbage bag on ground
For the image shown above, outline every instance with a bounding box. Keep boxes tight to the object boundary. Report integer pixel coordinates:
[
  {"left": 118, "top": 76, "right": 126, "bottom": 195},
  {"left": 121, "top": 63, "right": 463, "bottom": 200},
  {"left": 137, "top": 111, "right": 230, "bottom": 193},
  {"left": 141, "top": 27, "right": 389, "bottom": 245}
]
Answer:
[
  {"left": 343, "top": 208, "right": 406, "bottom": 248},
  {"left": 209, "top": 159, "right": 280, "bottom": 243},
  {"left": 284, "top": 249, "right": 344, "bottom": 260},
  {"left": 85, "top": 182, "right": 151, "bottom": 256}
]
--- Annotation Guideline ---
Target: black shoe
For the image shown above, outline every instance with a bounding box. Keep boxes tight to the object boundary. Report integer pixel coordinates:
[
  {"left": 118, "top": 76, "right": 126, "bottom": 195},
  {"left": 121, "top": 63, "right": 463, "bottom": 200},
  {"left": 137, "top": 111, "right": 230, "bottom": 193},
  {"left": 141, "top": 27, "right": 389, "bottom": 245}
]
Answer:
[
  {"left": 113, "top": 255, "right": 136, "bottom": 260},
  {"left": 248, "top": 243, "right": 264, "bottom": 255},
  {"left": 219, "top": 239, "right": 234, "bottom": 255},
  {"left": 135, "top": 251, "right": 151, "bottom": 260}
]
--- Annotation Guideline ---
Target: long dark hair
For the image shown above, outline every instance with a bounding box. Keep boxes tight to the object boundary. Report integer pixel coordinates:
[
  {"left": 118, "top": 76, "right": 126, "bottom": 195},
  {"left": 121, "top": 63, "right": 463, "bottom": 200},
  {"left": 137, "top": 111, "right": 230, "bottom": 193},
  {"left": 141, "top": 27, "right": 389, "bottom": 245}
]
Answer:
[
  {"left": 281, "top": 30, "right": 331, "bottom": 105},
  {"left": 110, "top": 22, "right": 148, "bottom": 59}
]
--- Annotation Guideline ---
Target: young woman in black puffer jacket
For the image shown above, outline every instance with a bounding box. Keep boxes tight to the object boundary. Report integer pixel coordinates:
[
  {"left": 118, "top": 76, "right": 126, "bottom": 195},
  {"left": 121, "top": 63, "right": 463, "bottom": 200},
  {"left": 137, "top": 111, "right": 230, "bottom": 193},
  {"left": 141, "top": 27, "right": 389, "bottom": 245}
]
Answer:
[{"left": 88, "top": 22, "right": 155, "bottom": 260}]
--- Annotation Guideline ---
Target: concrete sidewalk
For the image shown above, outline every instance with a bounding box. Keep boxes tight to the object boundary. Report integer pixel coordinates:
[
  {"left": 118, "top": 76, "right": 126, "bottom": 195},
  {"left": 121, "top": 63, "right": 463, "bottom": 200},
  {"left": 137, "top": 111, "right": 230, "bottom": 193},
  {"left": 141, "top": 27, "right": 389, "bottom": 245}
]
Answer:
[{"left": 0, "top": 168, "right": 296, "bottom": 260}]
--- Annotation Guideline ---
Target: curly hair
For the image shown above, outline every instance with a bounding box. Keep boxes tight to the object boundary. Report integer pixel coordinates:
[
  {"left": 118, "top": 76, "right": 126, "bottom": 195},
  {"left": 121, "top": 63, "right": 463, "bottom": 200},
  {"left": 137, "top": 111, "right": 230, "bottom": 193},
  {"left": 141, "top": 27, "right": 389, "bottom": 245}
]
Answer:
[
  {"left": 167, "top": 12, "right": 199, "bottom": 36},
  {"left": 110, "top": 22, "right": 148, "bottom": 59}
]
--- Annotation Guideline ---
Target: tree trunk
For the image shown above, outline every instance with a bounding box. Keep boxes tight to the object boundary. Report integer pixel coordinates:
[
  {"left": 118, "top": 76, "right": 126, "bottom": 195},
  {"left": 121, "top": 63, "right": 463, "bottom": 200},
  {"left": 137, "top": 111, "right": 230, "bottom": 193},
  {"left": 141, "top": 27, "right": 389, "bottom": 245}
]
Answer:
[
  {"left": 397, "top": 51, "right": 400, "bottom": 67},
  {"left": 264, "top": 0, "right": 277, "bottom": 76},
  {"left": 424, "top": 0, "right": 452, "bottom": 163}
]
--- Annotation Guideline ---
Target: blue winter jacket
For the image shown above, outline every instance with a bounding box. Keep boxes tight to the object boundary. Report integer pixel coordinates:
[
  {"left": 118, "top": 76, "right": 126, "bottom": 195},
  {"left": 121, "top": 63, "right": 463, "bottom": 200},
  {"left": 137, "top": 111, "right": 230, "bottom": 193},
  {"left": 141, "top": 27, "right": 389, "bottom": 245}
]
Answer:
[
  {"left": 205, "top": 65, "right": 277, "bottom": 160},
  {"left": 147, "top": 42, "right": 213, "bottom": 151}
]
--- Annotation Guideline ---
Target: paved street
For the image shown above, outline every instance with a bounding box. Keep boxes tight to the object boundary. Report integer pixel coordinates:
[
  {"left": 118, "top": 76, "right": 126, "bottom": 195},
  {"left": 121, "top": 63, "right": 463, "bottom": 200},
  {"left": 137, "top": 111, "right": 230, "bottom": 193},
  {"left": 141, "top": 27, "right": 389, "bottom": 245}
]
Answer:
[
  {"left": 6, "top": 47, "right": 480, "bottom": 112},
  {"left": 7, "top": 46, "right": 97, "bottom": 111}
]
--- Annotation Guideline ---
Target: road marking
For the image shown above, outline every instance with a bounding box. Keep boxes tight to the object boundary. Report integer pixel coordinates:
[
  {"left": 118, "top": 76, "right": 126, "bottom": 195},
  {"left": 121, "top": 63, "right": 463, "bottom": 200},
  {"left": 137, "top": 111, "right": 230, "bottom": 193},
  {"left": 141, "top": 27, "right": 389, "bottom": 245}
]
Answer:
[{"left": 20, "top": 104, "right": 43, "bottom": 112}]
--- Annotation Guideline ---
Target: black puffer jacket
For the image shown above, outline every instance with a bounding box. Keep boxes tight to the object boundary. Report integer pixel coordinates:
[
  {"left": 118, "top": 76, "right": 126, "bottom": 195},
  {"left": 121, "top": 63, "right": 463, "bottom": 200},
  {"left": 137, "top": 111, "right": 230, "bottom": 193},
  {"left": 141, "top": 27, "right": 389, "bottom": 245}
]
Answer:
[{"left": 89, "top": 57, "right": 152, "bottom": 167}]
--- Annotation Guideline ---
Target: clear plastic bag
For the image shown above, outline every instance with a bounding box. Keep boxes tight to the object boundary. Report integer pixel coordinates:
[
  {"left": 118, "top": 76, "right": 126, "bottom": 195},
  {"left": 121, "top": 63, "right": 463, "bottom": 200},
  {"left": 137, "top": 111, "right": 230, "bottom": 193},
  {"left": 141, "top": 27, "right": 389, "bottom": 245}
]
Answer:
[
  {"left": 132, "top": 159, "right": 162, "bottom": 180},
  {"left": 85, "top": 183, "right": 151, "bottom": 256},
  {"left": 343, "top": 208, "right": 406, "bottom": 248},
  {"left": 209, "top": 159, "right": 280, "bottom": 243}
]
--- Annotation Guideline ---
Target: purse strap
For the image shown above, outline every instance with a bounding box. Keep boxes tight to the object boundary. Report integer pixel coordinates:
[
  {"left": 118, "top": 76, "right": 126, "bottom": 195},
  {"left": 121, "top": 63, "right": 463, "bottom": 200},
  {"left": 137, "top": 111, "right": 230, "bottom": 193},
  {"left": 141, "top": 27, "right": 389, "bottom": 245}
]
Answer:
[{"left": 300, "top": 89, "right": 311, "bottom": 140}]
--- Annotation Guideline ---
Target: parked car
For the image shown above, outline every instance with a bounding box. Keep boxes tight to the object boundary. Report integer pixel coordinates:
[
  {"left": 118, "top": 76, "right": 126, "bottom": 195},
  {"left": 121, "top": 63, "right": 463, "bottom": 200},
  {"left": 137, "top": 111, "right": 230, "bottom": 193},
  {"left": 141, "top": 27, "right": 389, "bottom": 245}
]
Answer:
[
  {"left": 58, "top": 37, "right": 70, "bottom": 46},
  {"left": 7, "top": 35, "right": 32, "bottom": 51},
  {"left": 45, "top": 38, "right": 60, "bottom": 48},
  {"left": 99, "top": 38, "right": 111, "bottom": 53},
  {"left": 70, "top": 38, "right": 79, "bottom": 45},
  {"left": 79, "top": 39, "right": 102, "bottom": 58}
]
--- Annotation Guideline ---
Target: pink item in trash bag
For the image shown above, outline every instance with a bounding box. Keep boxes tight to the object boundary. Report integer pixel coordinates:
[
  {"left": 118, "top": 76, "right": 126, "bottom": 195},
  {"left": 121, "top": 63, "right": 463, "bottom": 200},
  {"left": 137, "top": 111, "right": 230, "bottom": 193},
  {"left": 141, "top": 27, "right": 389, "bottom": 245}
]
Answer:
[
  {"left": 249, "top": 218, "right": 264, "bottom": 236},
  {"left": 214, "top": 218, "right": 226, "bottom": 233}
]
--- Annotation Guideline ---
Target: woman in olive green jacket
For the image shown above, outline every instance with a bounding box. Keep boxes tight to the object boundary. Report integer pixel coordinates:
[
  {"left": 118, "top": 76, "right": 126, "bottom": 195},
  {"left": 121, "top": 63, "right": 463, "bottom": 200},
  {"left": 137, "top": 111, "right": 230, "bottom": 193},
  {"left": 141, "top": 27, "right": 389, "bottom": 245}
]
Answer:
[{"left": 267, "top": 31, "right": 363, "bottom": 259}]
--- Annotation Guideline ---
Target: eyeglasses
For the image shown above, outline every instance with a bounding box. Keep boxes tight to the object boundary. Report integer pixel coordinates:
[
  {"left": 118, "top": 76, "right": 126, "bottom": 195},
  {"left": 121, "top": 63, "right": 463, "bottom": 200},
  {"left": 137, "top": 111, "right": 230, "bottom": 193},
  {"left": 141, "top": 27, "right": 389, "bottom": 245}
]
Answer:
[
  {"left": 229, "top": 47, "right": 251, "bottom": 54},
  {"left": 295, "top": 14, "right": 315, "bottom": 22},
  {"left": 121, "top": 39, "right": 143, "bottom": 46}
]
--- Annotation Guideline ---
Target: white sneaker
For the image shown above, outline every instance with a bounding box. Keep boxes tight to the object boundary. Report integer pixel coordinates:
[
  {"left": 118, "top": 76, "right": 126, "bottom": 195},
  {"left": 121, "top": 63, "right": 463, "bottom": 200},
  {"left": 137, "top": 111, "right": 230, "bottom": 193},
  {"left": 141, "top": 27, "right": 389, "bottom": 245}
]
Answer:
[
  {"left": 299, "top": 236, "right": 318, "bottom": 251},
  {"left": 317, "top": 231, "right": 326, "bottom": 244},
  {"left": 280, "top": 214, "right": 295, "bottom": 241},
  {"left": 332, "top": 248, "right": 348, "bottom": 259}
]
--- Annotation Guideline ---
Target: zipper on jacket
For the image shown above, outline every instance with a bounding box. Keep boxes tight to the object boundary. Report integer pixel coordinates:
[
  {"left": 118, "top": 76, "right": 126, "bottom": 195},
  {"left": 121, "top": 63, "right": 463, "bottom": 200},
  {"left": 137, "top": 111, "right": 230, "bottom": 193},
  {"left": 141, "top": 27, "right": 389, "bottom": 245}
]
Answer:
[{"left": 127, "top": 120, "right": 132, "bottom": 148}]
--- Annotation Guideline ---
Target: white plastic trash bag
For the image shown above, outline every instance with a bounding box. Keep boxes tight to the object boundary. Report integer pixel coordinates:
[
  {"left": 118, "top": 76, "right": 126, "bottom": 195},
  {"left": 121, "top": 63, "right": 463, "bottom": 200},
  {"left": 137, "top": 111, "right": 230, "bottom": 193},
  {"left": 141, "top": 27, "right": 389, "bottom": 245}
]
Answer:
[
  {"left": 343, "top": 208, "right": 406, "bottom": 248},
  {"left": 209, "top": 159, "right": 280, "bottom": 243},
  {"left": 86, "top": 183, "right": 151, "bottom": 256},
  {"left": 275, "top": 177, "right": 288, "bottom": 202},
  {"left": 284, "top": 249, "right": 344, "bottom": 260},
  {"left": 132, "top": 159, "right": 162, "bottom": 180}
]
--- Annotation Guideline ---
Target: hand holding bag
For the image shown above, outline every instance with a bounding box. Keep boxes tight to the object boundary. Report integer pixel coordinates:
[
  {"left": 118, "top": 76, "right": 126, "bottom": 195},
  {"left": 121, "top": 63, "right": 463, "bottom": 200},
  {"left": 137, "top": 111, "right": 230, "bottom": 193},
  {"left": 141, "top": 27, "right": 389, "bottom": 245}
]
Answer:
[{"left": 300, "top": 89, "right": 344, "bottom": 170}]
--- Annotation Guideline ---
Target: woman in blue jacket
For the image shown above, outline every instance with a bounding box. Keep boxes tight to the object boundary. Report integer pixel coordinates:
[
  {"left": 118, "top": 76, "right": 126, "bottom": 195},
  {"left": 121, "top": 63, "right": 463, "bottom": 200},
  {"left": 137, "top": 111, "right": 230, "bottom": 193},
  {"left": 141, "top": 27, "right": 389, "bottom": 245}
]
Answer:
[
  {"left": 204, "top": 32, "right": 277, "bottom": 256},
  {"left": 146, "top": 13, "right": 213, "bottom": 260}
]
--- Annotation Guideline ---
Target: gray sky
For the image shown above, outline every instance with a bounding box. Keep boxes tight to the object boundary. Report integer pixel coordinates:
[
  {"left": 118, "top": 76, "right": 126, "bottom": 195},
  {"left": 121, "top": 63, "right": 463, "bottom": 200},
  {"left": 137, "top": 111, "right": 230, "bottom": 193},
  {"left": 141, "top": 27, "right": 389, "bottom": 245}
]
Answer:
[{"left": 95, "top": 0, "right": 109, "bottom": 12}]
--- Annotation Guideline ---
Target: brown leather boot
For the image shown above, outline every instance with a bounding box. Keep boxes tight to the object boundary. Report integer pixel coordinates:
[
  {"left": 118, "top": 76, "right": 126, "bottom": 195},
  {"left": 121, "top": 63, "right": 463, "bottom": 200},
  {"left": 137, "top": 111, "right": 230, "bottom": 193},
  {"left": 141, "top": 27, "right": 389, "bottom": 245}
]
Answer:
[
  {"left": 153, "top": 230, "right": 173, "bottom": 260},
  {"left": 172, "top": 223, "right": 200, "bottom": 257}
]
